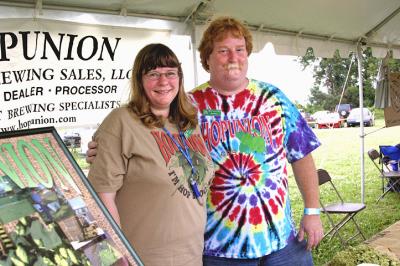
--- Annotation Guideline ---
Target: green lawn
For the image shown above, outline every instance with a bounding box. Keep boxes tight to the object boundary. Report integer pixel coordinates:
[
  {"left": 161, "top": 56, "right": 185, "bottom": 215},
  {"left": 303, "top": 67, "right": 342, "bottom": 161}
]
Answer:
[{"left": 289, "top": 117, "right": 400, "bottom": 265}]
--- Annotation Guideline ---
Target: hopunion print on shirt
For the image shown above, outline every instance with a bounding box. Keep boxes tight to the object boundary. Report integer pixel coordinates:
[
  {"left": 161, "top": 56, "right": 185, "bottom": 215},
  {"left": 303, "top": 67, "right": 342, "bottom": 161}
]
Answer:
[{"left": 151, "top": 130, "right": 213, "bottom": 201}]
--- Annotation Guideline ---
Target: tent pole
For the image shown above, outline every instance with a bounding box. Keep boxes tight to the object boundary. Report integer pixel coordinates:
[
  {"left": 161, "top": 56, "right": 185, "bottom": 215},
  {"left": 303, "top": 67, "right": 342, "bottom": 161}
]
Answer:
[
  {"left": 190, "top": 19, "right": 199, "bottom": 87},
  {"left": 356, "top": 42, "right": 365, "bottom": 204},
  {"left": 337, "top": 54, "right": 354, "bottom": 111}
]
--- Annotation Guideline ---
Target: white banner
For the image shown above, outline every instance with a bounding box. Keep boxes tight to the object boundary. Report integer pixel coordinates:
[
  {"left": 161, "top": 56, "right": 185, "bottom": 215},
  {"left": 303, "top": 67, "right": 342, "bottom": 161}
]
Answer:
[{"left": 0, "top": 18, "right": 171, "bottom": 131}]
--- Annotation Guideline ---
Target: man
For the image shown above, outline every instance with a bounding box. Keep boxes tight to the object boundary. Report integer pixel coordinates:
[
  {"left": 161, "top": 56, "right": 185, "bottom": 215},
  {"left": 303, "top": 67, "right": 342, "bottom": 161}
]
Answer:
[
  {"left": 190, "top": 16, "right": 323, "bottom": 266},
  {"left": 87, "top": 16, "right": 323, "bottom": 266}
]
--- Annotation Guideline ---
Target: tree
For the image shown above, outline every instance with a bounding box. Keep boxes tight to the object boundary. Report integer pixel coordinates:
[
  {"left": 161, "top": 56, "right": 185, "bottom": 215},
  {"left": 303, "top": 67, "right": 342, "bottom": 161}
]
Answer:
[{"left": 298, "top": 47, "right": 400, "bottom": 112}]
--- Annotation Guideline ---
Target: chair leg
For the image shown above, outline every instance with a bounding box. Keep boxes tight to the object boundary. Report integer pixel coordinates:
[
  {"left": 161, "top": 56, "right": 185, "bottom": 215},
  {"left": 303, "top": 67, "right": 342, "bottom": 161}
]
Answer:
[
  {"left": 376, "top": 189, "right": 390, "bottom": 202},
  {"left": 323, "top": 213, "right": 349, "bottom": 245},
  {"left": 351, "top": 217, "right": 366, "bottom": 240},
  {"left": 322, "top": 214, "right": 341, "bottom": 241},
  {"left": 322, "top": 213, "right": 365, "bottom": 245},
  {"left": 377, "top": 179, "right": 400, "bottom": 202},
  {"left": 331, "top": 215, "right": 354, "bottom": 239},
  {"left": 389, "top": 178, "right": 400, "bottom": 193}
]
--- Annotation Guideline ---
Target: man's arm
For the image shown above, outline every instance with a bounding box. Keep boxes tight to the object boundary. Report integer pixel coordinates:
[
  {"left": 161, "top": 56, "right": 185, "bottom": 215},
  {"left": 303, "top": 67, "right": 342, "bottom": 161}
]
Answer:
[{"left": 291, "top": 153, "right": 324, "bottom": 250}]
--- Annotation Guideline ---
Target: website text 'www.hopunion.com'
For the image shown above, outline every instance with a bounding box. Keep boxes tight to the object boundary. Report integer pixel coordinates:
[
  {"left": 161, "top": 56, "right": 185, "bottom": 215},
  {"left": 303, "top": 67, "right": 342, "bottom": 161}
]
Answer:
[{"left": 1, "top": 115, "right": 77, "bottom": 132}]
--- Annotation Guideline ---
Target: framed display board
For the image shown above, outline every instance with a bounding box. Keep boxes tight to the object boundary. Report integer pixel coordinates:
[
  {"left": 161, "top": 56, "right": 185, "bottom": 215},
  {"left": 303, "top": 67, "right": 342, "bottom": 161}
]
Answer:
[{"left": 0, "top": 127, "right": 143, "bottom": 266}]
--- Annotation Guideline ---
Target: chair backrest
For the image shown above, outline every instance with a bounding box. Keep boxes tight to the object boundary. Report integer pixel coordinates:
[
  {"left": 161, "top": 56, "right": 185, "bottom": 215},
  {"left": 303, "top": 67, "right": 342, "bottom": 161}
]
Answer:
[
  {"left": 368, "top": 148, "right": 380, "bottom": 161},
  {"left": 367, "top": 148, "right": 382, "bottom": 172},
  {"left": 368, "top": 148, "right": 395, "bottom": 172},
  {"left": 317, "top": 169, "right": 344, "bottom": 204},
  {"left": 318, "top": 168, "right": 331, "bottom": 185}
]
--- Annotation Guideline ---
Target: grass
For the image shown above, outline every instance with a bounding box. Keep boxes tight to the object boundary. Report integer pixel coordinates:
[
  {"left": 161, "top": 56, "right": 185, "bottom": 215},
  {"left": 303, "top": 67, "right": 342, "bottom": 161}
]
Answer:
[
  {"left": 71, "top": 112, "right": 400, "bottom": 265},
  {"left": 289, "top": 114, "right": 400, "bottom": 265},
  {"left": 69, "top": 148, "right": 90, "bottom": 170}
]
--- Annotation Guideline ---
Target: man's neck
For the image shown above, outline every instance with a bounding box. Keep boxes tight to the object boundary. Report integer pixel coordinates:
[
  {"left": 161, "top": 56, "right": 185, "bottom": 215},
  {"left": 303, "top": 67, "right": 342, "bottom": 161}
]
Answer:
[{"left": 210, "top": 78, "right": 249, "bottom": 96}]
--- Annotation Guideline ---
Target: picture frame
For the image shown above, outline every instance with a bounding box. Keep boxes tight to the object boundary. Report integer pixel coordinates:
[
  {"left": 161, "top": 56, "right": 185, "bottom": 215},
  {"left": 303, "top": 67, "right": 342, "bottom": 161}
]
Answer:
[{"left": 0, "top": 127, "right": 143, "bottom": 266}]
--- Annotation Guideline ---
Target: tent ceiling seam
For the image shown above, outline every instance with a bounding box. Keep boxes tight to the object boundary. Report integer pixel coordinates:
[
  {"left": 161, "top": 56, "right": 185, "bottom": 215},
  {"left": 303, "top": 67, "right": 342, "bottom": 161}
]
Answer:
[
  {"left": 183, "top": 0, "right": 210, "bottom": 24},
  {"left": 120, "top": 7, "right": 127, "bottom": 16},
  {"left": 34, "top": 0, "right": 42, "bottom": 17},
  {"left": 119, "top": 0, "right": 128, "bottom": 17},
  {"left": 0, "top": 1, "right": 184, "bottom": 21},
  {"left": 365, "top": 5, "right": 400, "bottom": 38},
  {"left": 244, "top": 23, "right": 400, "bottom": 51}
]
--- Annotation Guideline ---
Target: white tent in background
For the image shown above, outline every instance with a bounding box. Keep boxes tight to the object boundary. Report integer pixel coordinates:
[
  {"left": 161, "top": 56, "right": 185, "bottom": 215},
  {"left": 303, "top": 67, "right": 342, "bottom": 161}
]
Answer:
[{"left": 1, "top": 0, "right": 400, "bottom": 203}]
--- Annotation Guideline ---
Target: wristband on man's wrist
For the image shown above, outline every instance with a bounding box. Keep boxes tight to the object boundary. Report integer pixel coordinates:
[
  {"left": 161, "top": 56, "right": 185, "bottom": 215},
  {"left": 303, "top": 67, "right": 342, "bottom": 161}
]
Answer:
[{"left": 304, "top": 208, "right": 320, "bottom": 215}]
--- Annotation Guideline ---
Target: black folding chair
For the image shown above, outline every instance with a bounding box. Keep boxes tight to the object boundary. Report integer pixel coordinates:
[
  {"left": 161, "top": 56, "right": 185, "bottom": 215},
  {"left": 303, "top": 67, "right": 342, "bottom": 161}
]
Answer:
[
  {"left": 318, "top": 169, "right": 366, "bottom": 245},
  {"left": 367, "top": 148, "right": 400, "bottom": 202}
]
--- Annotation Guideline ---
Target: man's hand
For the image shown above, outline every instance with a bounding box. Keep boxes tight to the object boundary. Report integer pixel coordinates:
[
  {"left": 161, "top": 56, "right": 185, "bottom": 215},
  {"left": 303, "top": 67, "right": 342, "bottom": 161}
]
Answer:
[
  {"left": 297, "top": 214, "right": 324, "bottom": 250},
  {"left": 86, "top": 140, "right": 98, "bottom": 164}
]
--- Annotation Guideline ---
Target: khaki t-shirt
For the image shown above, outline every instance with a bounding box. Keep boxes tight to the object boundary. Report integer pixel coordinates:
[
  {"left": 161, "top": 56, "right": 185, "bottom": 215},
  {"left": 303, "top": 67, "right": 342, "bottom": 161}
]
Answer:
[{"left": 88, "top": 107, "right": 214, "bottom": 266}]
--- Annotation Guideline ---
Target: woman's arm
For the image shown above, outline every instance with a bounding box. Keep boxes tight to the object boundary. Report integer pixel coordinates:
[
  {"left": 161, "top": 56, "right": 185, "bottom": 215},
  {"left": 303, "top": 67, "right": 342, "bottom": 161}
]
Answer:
[{"left": 98, "top": 192, "right": 121, "bottom": 227}]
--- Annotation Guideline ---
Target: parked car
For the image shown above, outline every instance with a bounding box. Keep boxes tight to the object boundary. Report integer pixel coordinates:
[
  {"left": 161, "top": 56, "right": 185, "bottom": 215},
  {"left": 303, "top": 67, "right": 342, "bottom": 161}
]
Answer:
[
  {"left": 62, "top": 132, "right": 81, "bottom": 148},
  {"left": 300, "top": 111, "right": 316, "bottom": 128},
  {"left": 311, "top": 110, "right": 330, "bottom": 121},
  {"left": 335, "top": 103, "right": 352, "bottom": 120},
  {"left": 315, "top": 111, "right": 343, "bottom": 129},
  {"left": 346, "top": 107, "right": 375, "bottom": 127}
]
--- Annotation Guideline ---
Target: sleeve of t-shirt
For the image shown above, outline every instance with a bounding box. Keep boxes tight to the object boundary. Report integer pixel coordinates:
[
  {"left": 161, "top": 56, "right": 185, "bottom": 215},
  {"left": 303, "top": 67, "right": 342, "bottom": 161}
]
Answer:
[
  {"left": 88, "top": 109, "right": 127, "bottom": 193},
  {"left": 277, "top": 90, "right": 321, "bottom": 163}
]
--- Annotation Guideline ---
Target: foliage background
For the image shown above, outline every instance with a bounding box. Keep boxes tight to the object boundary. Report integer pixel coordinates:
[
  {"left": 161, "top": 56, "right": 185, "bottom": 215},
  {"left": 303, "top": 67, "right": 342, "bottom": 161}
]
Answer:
[{"left": 297, "top": 48, "right": 400, "bottom": 113}]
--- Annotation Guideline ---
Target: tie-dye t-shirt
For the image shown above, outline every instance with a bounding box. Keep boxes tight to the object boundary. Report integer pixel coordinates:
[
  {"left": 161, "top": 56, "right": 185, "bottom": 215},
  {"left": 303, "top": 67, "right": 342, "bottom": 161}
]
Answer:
[{"left": 189, "top": 79, "right": 321, "bottom": 259}]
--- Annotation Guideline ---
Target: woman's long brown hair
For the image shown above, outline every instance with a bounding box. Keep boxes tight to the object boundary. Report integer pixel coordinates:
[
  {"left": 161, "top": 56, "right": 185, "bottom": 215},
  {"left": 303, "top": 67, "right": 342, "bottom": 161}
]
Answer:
[{"left": 127, "top": 43, "right": 197, "bottom": 130}]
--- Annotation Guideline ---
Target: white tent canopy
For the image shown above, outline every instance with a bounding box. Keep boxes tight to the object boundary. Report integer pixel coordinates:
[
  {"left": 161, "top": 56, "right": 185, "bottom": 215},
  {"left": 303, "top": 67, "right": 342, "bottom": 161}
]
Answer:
[{"left": 1, "top": 0, "right": 400, "bottom": 58}]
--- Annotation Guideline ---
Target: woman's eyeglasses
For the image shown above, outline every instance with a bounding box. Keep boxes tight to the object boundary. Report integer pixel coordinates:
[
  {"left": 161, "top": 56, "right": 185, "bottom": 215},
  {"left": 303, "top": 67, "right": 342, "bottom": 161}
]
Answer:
[{"left": 144, "top": 71, "right": 179, "bottom": 81}]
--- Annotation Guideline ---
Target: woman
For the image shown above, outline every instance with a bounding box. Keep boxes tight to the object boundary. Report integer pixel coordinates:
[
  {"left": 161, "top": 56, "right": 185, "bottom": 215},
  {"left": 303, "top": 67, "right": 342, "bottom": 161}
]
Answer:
[{"left": 88, "top": 43, "right": 214, "bottom": 266}]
